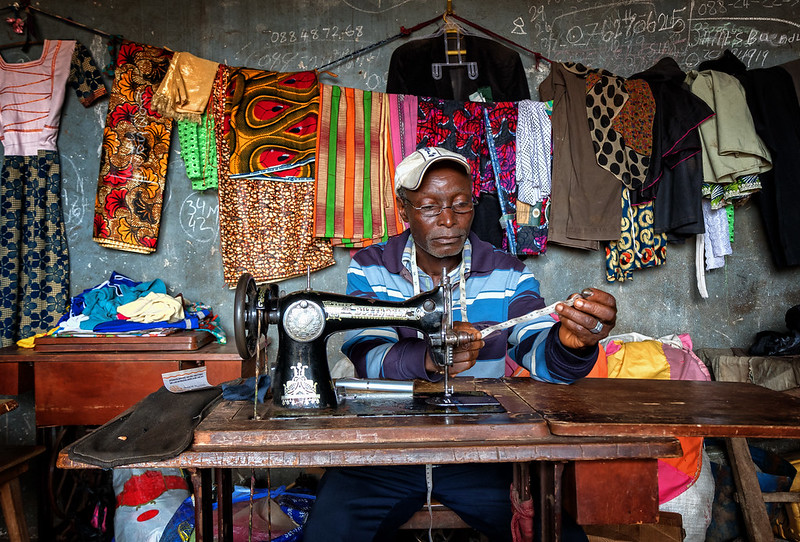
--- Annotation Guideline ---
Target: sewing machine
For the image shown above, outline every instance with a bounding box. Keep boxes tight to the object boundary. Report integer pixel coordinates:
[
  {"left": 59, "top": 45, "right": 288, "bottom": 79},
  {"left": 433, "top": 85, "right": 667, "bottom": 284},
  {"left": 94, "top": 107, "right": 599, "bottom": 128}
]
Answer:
[{"left": 233, "top": 271, "right": 478, "bottom": 410}]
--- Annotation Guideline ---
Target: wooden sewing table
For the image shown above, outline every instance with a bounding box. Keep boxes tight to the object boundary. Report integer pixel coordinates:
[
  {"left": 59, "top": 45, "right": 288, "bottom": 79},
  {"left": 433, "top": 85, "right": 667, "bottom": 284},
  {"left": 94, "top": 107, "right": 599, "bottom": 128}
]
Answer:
[{"left": 57, "top": 377, "right": 800, "bottom": 541}]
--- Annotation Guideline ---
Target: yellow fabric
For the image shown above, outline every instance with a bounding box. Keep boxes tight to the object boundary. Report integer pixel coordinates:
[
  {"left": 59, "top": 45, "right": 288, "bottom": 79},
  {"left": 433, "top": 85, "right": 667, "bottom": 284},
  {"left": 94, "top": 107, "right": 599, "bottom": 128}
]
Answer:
[
  {"left": 152, "top": 52, "right": 219, "bottom": 122},
  {"left": 606, "top": 339, "right": 670, "bottom": 380},
  {"left": 16, "top": 327, "right": 58, "bottom": 348},
  {"left": 777, "top": 457, "right": 800, "bottom": 541},
  {"left": 117, "top": 292, "right": 185, "bottom": 323}
]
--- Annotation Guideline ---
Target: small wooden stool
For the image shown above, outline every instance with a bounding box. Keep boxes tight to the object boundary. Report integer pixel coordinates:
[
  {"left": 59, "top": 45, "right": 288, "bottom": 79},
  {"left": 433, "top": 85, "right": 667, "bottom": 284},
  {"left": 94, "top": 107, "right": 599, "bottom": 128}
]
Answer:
[
  {"left": 0, "top": 445, "right": 46, "bottom": 542},
  {"left": 399, "top": 501, "right": 471, "bottom": 530}
]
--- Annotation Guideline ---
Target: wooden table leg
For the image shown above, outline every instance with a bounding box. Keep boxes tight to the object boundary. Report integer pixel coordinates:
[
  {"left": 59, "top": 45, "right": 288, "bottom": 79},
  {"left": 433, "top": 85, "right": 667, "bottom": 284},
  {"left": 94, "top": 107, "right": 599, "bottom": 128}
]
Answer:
[
  {"left": 726, "top": 437, "right": 774, "bottom": 542},
  {"left": 0, "top": 471, "right": 29, "bottom": 542},
  {"left": 537, "top": 461, "right": 565, "bottom": 542},
  {"left": 188, "top": 468, "right": 213, "bottom": 542},
  {"left": 216, "top": 468, "right": 233, "bottom": 542}
]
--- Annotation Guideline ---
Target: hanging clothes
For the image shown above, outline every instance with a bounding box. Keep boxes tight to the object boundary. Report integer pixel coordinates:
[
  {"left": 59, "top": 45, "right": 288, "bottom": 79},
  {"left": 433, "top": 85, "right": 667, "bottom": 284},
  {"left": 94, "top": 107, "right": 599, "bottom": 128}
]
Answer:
[
  {"left": 629, "top": 58, "right": 714, "bottom": 240},
  {"left": 686, "top": 69, "right": 771, "bottom": 188},
  {"left": 177, "top": 113, "right": 218, "bottom": 191},
  {"left": 214, "top": 66, "right": 334, "bottom": 284},
  {"left": 314, "top": 84, "right": 402, "bottom": 247},
  {"left": 388, "top": 93, "right": 418, "bottom": 170},
  {"left": 605, "top": 188, "right": 667, "bottom": 282},
  {"left": 416, "top": 97, "right": 518, "bottom": 250},
  {"left": 386, "top": 34, "right": 530, "bottom": 102},
  {"left": 701, "top": 51, "right": 800, "bottom": 268},
  {"left": 93, "top": 41, "right": 173, "bottom": 254},
  {"left": 538, "top": 63, "right": 621, "bottom": 250},
  {"left": 515, "top": 100, "right": 552, "bottom": 256},
  {"left": 151, "top": 51, "right": 218, "bottom": 122},
  {"left": 515, "top": 100, "right": 551, "bottom": 207},
  {"left": 387, "top": 31, "right": 528, "bottom": 252},
  {"left": 563, "top": 63, "right": 654, "bottom": 192},
  {"left": 0, "top": 40, "right": 107, "bottom": 346}
]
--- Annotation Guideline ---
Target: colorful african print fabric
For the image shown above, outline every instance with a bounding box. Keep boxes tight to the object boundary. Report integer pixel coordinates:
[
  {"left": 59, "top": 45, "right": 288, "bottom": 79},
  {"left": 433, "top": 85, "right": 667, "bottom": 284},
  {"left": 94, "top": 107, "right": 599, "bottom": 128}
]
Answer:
[
  {"left": 1, "top": 152, "right": 68, "bottom": 346},
  {"left": 605, "top": 189, "right": 667, "bottom": 282},
  {"left": 93, "top": 41, "right": 173, "bottom": 254},
  {"left": 0, "top": 41, "right": 107, "bottom": 346},
  {"left": 225, "top": 68, "right": 318, "bottom": 178},
  {"left": 215, "top": 66, "right": 334, "bottom": 284},
  {"left": 516, "top": 199, "right": 549, "bottom": 256},
  {"left": 314, "top": 84, "right": 402, "bottom": 247},
  {"left": 416, "top": 97, "right": 517, "bottom": 199},
  {"left": 702, "top": 174, "right": 761, "bottom": 210},
  {"left": 416, "top": 97, "right": 518, "bottom": 251}
]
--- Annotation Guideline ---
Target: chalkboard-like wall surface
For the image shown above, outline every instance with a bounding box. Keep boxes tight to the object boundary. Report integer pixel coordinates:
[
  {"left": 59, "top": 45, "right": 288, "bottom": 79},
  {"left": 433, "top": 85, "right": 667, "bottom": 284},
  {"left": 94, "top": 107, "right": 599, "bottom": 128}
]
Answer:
[{"left": 5, "top": 0, "right": 800, "bottom": 352}]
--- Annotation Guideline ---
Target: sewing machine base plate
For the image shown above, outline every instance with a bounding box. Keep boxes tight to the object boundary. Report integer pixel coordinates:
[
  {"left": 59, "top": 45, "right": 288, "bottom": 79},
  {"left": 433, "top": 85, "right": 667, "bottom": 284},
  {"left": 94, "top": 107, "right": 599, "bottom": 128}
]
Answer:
[{"left": 259, "top": 390, "right": 504, "bottom": 419}]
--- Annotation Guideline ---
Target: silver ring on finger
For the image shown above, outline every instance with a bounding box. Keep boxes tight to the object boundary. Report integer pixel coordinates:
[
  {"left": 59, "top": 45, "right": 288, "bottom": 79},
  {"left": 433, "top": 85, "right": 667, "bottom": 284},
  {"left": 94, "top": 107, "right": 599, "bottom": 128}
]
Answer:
[{"left": 589, "top": 320, "right": 603, "bottom": 334}]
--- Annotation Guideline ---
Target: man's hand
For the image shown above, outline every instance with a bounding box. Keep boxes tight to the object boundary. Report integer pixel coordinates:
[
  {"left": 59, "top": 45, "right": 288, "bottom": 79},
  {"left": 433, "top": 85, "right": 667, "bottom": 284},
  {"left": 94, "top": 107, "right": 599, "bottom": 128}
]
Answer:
[
  {"left": 425, "top": 321, "right": 484, "bottom": 377},
  {"left": 555, "top": 288, "right": 617, "bottom": 351}
]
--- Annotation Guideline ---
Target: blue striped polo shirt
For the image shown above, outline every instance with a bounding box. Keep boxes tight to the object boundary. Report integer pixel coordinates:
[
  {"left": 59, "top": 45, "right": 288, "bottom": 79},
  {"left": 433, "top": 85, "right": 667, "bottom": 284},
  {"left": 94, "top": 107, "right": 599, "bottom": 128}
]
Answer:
[{"left": 341, "top": 230, "right": 596, "bottom": 383}]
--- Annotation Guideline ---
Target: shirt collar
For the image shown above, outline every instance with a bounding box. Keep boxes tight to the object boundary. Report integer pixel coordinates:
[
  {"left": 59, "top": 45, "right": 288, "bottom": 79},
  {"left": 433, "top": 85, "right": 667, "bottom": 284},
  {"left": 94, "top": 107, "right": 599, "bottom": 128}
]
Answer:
[{"left": 401, "top": 235, "right": 472, "bottom": 283}]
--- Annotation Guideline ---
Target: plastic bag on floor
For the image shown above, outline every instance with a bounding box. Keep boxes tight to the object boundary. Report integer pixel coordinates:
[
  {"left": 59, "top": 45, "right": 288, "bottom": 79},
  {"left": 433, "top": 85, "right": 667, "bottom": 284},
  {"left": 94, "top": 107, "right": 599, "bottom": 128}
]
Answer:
[
  {"left": 212, "top": 485, "right": 315, "bottom": 542},
  {"left": 659, "top": 449, "right": 714, "bottom": 542},
  {"left": 113, "top": 468, "right": 190, "bottom": 542}
]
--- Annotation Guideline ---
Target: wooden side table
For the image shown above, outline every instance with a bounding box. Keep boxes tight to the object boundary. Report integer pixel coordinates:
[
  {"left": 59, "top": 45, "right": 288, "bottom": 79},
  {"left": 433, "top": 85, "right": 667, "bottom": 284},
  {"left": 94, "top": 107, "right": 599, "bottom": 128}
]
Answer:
[{"left": 0, "top": 332, "right": 254, "bottom": 427}]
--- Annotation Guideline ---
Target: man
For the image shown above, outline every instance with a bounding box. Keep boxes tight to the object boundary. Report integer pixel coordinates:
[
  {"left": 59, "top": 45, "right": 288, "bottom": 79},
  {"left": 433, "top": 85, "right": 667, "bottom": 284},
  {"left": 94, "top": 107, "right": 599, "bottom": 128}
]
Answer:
[{"left": 303, "top": 147, "right": 617, "bottom": 541}]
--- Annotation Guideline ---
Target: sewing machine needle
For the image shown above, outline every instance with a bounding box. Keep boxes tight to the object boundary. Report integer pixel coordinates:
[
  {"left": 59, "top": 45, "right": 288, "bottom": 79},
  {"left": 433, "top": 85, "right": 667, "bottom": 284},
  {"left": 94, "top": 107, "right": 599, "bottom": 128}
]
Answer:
[{"left": 479, "top": 297, "right": 578, "bottom": 340}]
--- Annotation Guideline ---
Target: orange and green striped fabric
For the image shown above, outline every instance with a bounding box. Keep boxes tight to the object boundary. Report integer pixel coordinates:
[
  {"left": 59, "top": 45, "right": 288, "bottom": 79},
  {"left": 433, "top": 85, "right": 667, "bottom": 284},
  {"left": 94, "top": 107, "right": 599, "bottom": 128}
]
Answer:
[{"left": 314, "top": 84, "right": 404, "bottom": 247}]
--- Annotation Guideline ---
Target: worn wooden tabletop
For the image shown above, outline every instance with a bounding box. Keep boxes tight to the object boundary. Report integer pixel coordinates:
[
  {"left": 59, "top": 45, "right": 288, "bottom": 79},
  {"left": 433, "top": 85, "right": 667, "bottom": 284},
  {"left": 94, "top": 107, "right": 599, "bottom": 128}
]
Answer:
[
  {"left": 510, "top": 377, "right": 800, "bottom": 438},
  {"left": 58, "top": 377, "right": 687, "bottom": 469}
]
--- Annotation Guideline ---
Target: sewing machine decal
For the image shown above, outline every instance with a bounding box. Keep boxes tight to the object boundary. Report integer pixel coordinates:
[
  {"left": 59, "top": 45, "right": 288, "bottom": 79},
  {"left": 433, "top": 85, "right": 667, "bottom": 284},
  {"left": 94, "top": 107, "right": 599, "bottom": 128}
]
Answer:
[{"left": 282, "top": 361, "right": 320, "bottom": 407}]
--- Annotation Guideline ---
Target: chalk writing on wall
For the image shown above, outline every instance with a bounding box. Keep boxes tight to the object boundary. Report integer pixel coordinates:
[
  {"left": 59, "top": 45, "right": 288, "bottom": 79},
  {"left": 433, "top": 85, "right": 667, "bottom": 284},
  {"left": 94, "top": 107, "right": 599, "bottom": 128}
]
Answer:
[
  {"left": 519, "top": 0, "right": 800, "bottom": 73},
  {"left": 179, "top": 192, "right": 219, "bottom": 244}
]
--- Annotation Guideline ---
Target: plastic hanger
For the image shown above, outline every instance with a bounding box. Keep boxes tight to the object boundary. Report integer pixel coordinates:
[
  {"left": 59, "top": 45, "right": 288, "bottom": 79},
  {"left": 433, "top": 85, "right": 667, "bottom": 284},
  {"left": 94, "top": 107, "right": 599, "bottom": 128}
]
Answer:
[{"left": 432, "top": 10, "right": 478, "bottom": 80}]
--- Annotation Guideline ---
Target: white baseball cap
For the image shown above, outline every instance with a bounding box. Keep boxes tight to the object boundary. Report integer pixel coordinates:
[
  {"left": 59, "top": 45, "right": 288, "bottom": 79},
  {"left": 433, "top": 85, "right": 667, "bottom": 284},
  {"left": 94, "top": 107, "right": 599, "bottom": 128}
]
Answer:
[{"left": 394, "top": 147, "right": 471, "bottom": 194}]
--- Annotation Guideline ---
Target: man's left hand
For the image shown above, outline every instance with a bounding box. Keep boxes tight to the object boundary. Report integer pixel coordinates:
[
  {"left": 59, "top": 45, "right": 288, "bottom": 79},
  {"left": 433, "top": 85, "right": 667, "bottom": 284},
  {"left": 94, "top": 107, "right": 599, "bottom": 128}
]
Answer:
[{"left": 554, "top": 288, "right": 617, "bottom": 350}]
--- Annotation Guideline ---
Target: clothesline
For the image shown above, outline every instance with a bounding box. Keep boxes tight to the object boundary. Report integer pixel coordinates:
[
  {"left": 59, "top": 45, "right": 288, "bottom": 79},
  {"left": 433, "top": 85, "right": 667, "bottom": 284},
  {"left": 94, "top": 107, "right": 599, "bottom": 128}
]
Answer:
[
  {"left": 2, "top": 2, "right": 122, "bottom": 75},
  {"left": 1, "top": 2, "right": 115, "bottom": 39}
]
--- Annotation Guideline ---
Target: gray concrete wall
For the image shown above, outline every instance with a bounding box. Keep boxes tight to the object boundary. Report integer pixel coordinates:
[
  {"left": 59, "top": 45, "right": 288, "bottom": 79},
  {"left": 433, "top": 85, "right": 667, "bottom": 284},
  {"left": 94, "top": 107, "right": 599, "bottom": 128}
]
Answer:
[{"left": 2, "top": 0, "right": 800, "bottom": 533}]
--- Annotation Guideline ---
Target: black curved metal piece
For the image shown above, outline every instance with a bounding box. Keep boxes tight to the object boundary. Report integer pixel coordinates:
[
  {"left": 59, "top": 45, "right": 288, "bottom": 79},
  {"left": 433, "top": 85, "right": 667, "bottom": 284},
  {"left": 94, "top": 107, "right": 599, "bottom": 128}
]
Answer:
[{"left": 233, "top": 273, "right": 261, "bottom": 359}]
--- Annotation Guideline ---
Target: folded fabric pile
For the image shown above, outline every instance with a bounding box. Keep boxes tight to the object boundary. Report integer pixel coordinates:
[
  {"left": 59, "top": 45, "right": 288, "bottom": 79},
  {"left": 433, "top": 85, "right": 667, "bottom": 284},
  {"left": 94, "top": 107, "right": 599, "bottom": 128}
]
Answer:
[{"left": 55, "top": 270, "right": 226, "bottom": 342}]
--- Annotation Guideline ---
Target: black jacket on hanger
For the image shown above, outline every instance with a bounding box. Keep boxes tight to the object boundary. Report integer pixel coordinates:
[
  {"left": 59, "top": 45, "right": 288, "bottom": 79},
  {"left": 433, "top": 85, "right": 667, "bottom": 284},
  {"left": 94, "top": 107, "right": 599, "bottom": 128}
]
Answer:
[
  {"left": 702, "top": 50, "right": 800, "bottom": 268},
  {"left": 386, "top": 34, "right": 530, "bottom": 102}
]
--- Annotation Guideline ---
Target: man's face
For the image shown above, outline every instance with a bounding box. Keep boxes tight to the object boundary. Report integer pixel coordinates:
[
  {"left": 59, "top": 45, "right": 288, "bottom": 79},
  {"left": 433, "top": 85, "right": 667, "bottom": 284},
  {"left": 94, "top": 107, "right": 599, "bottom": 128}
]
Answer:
[{"left": 397, "top": 164, "right": 474, "bottom": 261}]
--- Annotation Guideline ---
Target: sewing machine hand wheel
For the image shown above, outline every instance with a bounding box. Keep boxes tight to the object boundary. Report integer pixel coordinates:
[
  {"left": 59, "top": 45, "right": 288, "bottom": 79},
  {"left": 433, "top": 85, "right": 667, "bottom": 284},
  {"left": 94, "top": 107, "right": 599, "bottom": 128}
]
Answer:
[{"left": 233, "top": 273, "right": 278, "bottom": 359}]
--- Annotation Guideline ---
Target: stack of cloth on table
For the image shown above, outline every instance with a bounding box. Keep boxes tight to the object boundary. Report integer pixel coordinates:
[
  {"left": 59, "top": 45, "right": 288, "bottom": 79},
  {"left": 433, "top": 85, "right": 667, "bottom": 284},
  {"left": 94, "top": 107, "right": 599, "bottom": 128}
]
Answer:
[{"left": 51, "top": 271, "right": 225, "bottom": 342}]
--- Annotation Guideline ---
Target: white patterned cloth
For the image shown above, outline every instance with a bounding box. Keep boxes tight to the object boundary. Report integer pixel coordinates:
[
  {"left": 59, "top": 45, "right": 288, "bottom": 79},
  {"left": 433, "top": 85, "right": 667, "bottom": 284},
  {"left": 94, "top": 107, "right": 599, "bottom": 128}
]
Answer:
[
  {"left": 702, "top": 199, "right": 732, "bottom": 271},
  {"left": 515, "top": 100, "right": 551, "bottom": 205},
  {"left": 696, "top": 199, "right": 733, "bottom": 297}
]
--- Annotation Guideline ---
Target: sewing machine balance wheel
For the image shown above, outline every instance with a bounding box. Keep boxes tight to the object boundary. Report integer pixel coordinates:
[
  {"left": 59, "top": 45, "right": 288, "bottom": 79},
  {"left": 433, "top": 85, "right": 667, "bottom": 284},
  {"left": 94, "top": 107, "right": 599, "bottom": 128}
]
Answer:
[{"left": 233, "top": 272, "right": 277, "bottom": 359}]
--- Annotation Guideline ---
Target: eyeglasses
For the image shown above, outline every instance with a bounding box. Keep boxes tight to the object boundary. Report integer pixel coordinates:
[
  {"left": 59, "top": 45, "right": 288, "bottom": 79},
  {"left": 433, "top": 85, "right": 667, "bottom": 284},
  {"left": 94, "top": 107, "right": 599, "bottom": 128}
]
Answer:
[{"left": 401, "top": 198, "right": 476, "bottom": 218}]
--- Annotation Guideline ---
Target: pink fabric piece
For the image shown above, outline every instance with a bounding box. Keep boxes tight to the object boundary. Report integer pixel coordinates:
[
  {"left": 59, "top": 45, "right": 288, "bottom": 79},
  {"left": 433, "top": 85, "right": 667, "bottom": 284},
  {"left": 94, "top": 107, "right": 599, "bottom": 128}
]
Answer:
[
  {"left": 658, "top": 455, "right": 695, "bottom": 502},
  {"left": 663, "top": 336, "right": 712, "bottom": 381},
  {"left": 0, "top": 40, "right": 76, "bottom": 155},
  {"left": 388, "top": 93, "right": 417, "bottom": 165},
  {"left": 510, "top": 484, "right": 534, "bottom": 542},
  {"left": 603, "top": 340, "right": 622, "bottom": 356}
]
